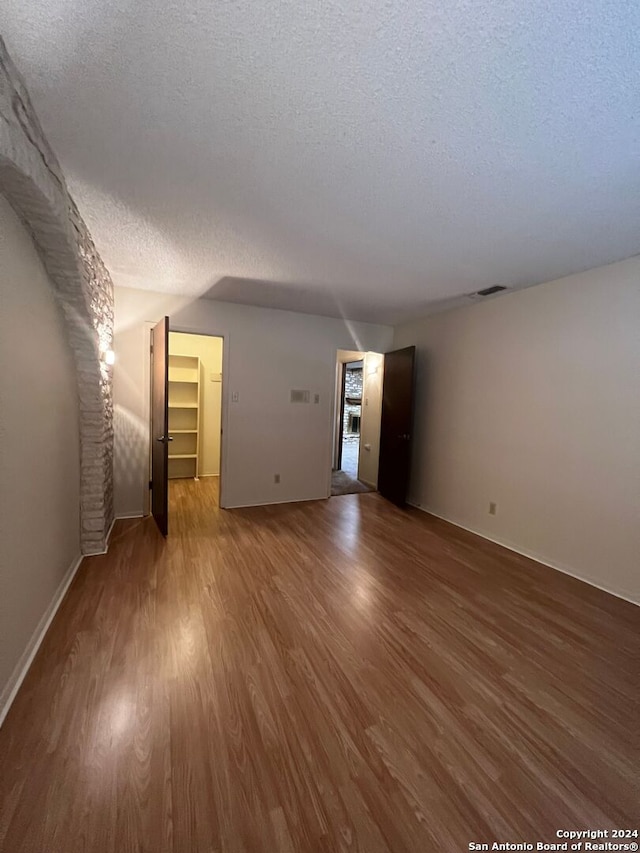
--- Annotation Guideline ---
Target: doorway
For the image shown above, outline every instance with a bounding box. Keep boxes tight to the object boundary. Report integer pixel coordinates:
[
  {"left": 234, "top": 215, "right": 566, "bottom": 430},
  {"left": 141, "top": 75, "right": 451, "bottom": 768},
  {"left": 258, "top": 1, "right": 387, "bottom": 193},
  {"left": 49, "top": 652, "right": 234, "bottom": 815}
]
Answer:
[
  {"left": 340, "top": 359, "right": 363, "bottom": 478},
  {"left": 150, "top": 323, "right": 224, "bottom": 536},
  {"left": 331, "top": 349, "right": 384, "bottom": 496}
]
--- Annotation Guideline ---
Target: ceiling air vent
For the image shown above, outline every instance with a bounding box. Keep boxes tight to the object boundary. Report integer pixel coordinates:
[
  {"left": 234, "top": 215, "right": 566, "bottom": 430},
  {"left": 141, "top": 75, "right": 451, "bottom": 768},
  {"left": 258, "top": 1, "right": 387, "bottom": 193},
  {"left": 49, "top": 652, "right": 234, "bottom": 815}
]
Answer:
[{"left": 475, "top": 285, "right": 507, "bottom": 296}]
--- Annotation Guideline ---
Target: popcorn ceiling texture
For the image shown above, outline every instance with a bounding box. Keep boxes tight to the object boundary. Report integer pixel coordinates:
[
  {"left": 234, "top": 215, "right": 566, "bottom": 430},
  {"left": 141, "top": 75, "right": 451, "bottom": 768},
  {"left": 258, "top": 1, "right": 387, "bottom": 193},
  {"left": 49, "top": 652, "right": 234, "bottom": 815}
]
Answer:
[
  {"left": 0, "top": 38, "right": 114, "bottom": 554},
  {"left": 1, "top": 1, "right": 639, "bottom": 322}
]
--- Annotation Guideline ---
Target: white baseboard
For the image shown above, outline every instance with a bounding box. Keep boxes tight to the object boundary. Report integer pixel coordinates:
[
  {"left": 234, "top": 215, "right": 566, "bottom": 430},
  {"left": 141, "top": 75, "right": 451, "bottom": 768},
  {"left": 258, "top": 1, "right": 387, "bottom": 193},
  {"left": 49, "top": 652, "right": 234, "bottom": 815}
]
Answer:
[
  {"left": 82, "top": 516, "right": 117, "bottom": 557},
  {"left": 359, "top": 478, "right": 377, "bottom": 489},
  {"left": 0, "top": 552, "right": 84, "bottom": 728},
  {"left": 227, "top": 495, "right": 327, "bottom": 509},
  {"left": 408, "top": 502, "right": 639, "bottom": 607},
  {"left": 0, "top": 510, "right": 146, "bottom": 728},
  {"left": 86, "top": 514, "right": 145, "bottom": 556}
]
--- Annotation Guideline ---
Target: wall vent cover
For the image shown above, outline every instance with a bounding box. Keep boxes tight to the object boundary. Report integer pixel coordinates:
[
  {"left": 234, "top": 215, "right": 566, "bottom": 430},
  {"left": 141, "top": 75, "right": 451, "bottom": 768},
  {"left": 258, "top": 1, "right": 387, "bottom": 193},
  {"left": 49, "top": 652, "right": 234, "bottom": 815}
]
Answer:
[{"left": 290, "top": 389, "right": 310, "bottom": 403}]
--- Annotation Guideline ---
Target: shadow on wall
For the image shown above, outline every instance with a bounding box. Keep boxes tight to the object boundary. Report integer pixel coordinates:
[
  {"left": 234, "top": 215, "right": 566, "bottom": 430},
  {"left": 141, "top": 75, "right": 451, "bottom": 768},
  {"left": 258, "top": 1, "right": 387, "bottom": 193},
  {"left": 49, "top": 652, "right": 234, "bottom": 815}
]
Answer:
[{"left": 113, "top": 405, "right": 148, "bottom": 517}]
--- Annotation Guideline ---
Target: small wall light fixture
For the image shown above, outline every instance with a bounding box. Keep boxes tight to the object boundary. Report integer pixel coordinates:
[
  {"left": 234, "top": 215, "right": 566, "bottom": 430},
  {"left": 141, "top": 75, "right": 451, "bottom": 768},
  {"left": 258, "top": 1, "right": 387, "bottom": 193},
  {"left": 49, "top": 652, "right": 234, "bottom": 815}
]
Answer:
[{"left": 100, "top": 344, "right": 116, "bottom": 365}]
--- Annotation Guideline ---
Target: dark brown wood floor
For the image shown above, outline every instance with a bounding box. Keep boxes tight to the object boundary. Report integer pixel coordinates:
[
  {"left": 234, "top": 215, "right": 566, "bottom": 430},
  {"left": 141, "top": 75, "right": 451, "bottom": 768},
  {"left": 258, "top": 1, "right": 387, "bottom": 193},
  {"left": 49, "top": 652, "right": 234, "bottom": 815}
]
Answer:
[{"left": 1, "top": 479, "right": 638, "bottom": 852}]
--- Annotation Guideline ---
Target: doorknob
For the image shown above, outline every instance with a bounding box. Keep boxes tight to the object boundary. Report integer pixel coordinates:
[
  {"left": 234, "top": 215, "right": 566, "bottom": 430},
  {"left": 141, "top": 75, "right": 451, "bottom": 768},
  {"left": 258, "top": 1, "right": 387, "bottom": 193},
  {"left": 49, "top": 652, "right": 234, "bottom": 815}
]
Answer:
[{"left": 157, "top": 435, "right": 174, "bottom": 443}]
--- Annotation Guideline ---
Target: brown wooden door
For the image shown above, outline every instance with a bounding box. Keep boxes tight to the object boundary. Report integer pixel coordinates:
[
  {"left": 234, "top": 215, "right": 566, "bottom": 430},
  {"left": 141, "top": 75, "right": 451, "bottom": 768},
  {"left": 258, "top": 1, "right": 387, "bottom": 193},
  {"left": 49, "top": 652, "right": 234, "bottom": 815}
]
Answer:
[
  {"left": 378, "top": 346, "right": 416, "bottom": 507},
  {"left": 151, "top": 316, "right": 170, "bottom": 536}
]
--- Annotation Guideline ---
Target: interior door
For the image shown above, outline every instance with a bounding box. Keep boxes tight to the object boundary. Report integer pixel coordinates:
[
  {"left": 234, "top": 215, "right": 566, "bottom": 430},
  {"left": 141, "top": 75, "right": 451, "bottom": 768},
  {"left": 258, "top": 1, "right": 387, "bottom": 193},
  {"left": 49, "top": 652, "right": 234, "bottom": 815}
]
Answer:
[
  {"left": 151, "top": 316, "right": 170, "bottom": 535},
  {"left": 378, "top": 346, "right": 416, "bottom": 506}
]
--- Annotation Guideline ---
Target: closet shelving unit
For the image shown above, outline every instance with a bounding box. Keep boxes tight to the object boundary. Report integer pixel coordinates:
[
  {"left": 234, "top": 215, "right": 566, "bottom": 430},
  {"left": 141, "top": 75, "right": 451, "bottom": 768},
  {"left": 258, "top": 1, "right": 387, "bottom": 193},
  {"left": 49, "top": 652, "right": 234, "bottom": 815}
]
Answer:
[{"left": 167, "top": 353, "right": 200, "bottom": 480}]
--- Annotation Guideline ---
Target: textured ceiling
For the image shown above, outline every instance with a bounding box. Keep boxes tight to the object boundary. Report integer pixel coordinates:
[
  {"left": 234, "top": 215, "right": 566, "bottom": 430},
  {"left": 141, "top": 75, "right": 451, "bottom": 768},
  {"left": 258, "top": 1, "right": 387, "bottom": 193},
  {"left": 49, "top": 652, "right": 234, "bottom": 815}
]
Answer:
[{"left": 1, "top": 0, "right": 639, "bottom": 323}]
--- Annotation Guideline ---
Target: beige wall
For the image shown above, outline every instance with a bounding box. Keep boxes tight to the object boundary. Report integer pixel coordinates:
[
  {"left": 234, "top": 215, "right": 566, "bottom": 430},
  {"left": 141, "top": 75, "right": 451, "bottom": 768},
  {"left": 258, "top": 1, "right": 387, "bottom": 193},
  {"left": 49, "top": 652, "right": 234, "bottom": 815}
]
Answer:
[
  {"left": 0, "top": 195, "right": 81, "bottom": 715},
  {"left": 114, "top": 287, "right": 393, "bottom": 514},
  {"left": 359, "top": 352, "right": 384, "bottom": 487},
  {"left": 169, "top": 332, "right": 223, "bottom": 477},
  {"left": 394, "top": 256, "right": 640, "bottom": 603}
]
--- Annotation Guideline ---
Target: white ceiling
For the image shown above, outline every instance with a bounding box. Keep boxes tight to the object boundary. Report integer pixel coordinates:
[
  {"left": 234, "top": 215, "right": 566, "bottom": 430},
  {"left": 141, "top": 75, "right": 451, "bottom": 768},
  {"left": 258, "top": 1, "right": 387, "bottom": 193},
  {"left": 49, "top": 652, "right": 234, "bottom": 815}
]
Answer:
[{"left": 2, "top": 1, "right": 639, "bottom": 324}]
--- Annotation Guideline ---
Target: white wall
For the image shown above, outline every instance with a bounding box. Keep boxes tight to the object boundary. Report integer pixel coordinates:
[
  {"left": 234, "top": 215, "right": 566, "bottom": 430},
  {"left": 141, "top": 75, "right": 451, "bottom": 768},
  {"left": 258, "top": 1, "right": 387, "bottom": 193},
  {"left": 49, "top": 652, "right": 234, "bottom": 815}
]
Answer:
[
  {"left": 0, "top": 194, "right": 81, "bottom": 713},
  {"left": 359, "top": 351, "right": 384, "bottom": 487},
  {"left": 394, "top": 257, "right": 640, "bottom": 604},
  {"left": 113, "top": 286, "right": 393, "bottom": 514},
  {"left": 169, "top": 332, "right": 223, "bottom": 477}
]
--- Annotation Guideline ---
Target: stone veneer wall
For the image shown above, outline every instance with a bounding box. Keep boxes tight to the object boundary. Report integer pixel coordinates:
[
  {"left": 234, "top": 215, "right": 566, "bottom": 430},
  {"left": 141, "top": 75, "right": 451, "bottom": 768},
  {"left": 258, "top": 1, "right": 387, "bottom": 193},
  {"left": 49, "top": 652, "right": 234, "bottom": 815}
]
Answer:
[
  {"left": 343, "top": 366, "right": 363, "bottom": 444},
  {"left": 0, "top": 38, "right": 114, "bottom": 554}
]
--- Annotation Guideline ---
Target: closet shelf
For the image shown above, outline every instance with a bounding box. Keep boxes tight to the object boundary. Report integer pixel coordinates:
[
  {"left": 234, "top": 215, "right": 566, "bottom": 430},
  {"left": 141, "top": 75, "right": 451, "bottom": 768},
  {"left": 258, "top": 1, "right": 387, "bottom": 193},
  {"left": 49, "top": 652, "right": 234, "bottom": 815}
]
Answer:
[{"left": 168, "top": 350, "right": 201, "bottom": 479}]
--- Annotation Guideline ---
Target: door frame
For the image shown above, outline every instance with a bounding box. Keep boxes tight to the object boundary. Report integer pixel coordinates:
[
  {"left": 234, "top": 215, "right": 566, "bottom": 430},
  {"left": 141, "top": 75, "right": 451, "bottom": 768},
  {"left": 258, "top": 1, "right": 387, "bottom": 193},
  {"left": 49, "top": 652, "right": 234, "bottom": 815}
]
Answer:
[
  {"left": 144, "top": 323, "right": 230, "bottom": 512},
  {"left": 340, "top": 358, "right": 364, "bottom": 479},
  {"left": 335, "top": 361, "right": 347, "bottom": 471},
  {"left": 329, "top": 350, "right": 368, "bottom": 497}
]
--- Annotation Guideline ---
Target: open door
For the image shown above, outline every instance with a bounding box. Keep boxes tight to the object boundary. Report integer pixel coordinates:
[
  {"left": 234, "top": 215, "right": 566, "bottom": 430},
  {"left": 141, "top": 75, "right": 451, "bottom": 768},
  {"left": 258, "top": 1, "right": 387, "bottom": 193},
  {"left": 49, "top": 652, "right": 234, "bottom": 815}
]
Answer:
[
  {"left": 378, "top": 346, "right": 416, "bottom": 507},
  {"left": 151, "top": 316, "right": 170, "bottom": 535}
]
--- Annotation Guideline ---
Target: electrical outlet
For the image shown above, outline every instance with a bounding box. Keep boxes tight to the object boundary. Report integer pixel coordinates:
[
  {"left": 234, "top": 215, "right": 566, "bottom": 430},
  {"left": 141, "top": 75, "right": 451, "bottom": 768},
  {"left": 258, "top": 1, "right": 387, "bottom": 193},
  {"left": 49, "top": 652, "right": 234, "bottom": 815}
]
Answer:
[
  {"left": 232, "top": 391, "right": 239, "bottom": 402},
  {"left": 489, "top": 502, "right": 497, "bottom": 515},
  {"left": 274, "top": 474, "right": 280, "bottom": 484}
]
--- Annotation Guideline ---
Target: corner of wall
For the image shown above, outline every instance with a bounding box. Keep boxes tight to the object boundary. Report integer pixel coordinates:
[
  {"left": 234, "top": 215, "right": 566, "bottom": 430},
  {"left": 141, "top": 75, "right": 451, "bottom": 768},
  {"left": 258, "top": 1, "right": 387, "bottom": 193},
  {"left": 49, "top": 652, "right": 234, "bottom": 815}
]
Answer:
[
  {"left": 0, "top": 37, "right": 115, "bottom": 553},
  {"left": 0, "top": 551, "right": 83, "bottom": 728}
]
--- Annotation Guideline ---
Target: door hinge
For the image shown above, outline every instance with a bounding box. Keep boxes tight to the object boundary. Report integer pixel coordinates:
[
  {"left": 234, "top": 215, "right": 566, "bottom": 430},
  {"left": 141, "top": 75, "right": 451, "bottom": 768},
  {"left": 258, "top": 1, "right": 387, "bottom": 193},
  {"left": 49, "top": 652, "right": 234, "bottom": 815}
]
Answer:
[{"left": 149, "top": 480, "right": 153, "bottom": 489}]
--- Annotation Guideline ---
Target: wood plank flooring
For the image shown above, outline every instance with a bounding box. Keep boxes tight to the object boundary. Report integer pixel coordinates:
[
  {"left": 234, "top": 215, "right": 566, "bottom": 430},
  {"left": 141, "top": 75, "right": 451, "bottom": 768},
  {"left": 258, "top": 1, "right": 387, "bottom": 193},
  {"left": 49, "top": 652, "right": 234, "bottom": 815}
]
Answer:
[{"left": 1, "top": 478, "right": 638, "bottom": 851}]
